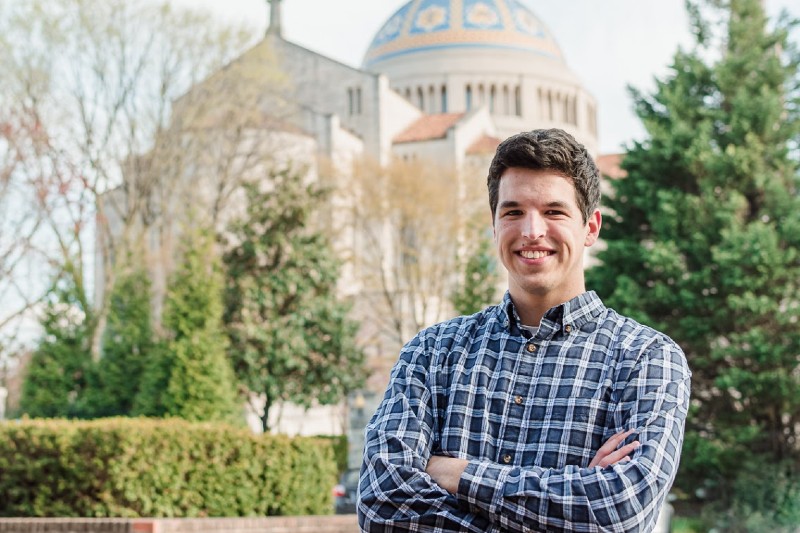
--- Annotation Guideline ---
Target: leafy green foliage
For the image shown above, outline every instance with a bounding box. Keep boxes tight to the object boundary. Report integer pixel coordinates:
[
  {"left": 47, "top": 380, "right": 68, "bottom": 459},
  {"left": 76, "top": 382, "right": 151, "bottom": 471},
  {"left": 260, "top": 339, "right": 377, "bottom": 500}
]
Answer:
[
  {"left": 223, "top": 170, "right": 365, "bottom": 432},
  {"left": 451, "top": 229, "right": 499, "bottom": 315},
  {"left": 136, "top": 225, "right": 241, "bottom": 423},
  {"left": 79, "top": 263, "right": 154, "bottom": 417},
  {"left": 18, "top": 275, "right": 92, "bottom": 418},
  {"left": 587, "top": 0, "right": 800, "bottom": 526},
  {"left": 0, "top": 418, "right": 338, "bottom": 517}
]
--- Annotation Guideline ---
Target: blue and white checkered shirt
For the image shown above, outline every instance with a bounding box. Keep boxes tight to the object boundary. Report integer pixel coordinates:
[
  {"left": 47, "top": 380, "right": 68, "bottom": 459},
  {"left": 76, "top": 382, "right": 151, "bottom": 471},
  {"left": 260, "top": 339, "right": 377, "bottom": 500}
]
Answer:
[{"left": 358, "top": 291, "right": 691, "bottom": 533}]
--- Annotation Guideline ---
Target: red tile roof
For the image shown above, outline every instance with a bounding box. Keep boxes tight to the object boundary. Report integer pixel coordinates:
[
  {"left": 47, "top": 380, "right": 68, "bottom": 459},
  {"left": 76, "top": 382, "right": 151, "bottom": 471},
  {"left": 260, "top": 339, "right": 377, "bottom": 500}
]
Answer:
[
  {"left": 596, "top": 153, "right": 626, "bottom": 179},
  {"left": 466, "top": 134, "right": 502, "bottom": 155},
  {"left": 393, "top": 113, "right": 465, "bottom": 143}
]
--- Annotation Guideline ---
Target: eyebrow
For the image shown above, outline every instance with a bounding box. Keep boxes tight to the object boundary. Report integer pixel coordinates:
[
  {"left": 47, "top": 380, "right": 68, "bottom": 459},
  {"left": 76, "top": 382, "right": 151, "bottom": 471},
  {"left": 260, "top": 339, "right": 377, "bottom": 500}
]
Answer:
[
  {"left": 498, "top": 200, "right": 573, "bottom": 210},
  {"left": 498, "top": 200, "right": 520, "bottom": 210}
]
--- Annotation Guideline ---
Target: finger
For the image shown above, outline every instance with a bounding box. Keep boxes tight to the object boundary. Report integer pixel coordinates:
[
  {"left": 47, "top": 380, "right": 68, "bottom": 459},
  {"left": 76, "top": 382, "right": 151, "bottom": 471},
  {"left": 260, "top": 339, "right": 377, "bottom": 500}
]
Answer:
[
  {"left": 597, "top": 441, "right": 640, "bottom": 468},
  {"left": 588, "top": 431, "right": 637, "bottom": 468},
  {"left": 597, "top": 429, "right": 634, "bottom": 454}
]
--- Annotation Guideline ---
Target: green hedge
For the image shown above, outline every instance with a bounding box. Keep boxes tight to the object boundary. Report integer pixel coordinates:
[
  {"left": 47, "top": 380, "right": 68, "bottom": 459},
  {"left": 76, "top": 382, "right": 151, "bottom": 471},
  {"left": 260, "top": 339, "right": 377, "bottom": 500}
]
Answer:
[
  {"left": 0, "top": 418, "right": 338, "bottom": 517},
  {"left": 316, "top": 434, "right": 349, "bottom": 475}
]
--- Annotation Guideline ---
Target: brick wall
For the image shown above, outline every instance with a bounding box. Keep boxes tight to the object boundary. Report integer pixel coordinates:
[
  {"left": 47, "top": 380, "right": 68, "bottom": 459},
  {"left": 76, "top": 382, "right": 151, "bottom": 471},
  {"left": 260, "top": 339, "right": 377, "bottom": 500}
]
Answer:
[{"left": 0, "top": 515, "right": 358, "bottom": 533}]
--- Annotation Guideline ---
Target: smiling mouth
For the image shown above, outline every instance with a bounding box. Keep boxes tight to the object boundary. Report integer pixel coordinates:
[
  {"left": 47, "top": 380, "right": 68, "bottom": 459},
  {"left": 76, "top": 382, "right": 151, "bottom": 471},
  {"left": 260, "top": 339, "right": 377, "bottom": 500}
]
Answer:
[{"left": 519, "top": 250, "right": 554, "bottom": 259}]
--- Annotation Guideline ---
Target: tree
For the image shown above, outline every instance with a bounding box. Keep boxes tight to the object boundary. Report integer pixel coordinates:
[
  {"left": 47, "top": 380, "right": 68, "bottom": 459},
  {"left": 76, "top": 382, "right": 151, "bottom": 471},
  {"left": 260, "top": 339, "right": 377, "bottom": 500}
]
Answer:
[
  {"left": 348, "top": 158, "right": 486, "bottom": 352},
  {"left": 223, "top": 170, "right": 366, "bottom": 433},
  {"left": 137, "top": 224, "right": 241, "bottom": 423},
  {"left": 451, "top": 228, "right": 500, "bottom": 316},
  {"left": 586, "top": 0, "right": 800, "bottom": 527},
  {"left": 18, "top": 273, "right": 92, "bottom": 418},
  {"left": 79, "top": 259, "right": 154, "bottom": 417},
  {"left": 0, "top": 0, "right": 259, "bottom": 362},
  {"left": 0, "top": 108, "right": 50, "bottom": 363}
]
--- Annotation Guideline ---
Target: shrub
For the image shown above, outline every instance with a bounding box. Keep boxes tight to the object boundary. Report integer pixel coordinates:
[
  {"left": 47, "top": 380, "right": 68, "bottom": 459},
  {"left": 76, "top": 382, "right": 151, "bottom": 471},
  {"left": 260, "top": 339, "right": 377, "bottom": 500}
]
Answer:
[{"left": 0, "top": 418, "right": 338, "bottom": 517}]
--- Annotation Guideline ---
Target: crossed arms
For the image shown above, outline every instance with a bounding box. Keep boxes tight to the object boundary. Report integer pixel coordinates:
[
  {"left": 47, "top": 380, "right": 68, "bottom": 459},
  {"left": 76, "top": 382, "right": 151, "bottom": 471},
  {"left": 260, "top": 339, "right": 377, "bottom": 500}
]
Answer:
[
  {"left": 426, "top": 429, "right": 640, "bottom": 494},
  {"left": 357, "top": 336, "right": 691, "bottom": 533}
]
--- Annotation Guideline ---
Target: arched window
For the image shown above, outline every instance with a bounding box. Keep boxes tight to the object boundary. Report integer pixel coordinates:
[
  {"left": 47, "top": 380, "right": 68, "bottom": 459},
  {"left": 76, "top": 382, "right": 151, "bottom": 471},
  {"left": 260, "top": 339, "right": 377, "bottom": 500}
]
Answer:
[
  {"left": 465, "top": 85, "right": 473, "bottom": 111},
  {"left": 441, "top": 85, "right": 448, "bottom": 113},
  {"left": 515, "top": 86, "right": 522, "bottom": 116},
  {"left": 429, "top": 85, "right": 436, "bottom": 113},
  {"left": 417, "top": 87, "right": 424, "bottom": 110},
  {"left": 490, "top": 85, "right": 497, "bottom": 113}
]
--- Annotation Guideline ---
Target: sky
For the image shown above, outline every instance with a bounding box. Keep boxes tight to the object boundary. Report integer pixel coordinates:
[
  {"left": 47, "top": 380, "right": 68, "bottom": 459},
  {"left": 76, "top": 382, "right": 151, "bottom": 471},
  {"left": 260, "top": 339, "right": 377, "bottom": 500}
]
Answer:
[{"left": 172, "top": 0, "right": 799, "bottom": 154}]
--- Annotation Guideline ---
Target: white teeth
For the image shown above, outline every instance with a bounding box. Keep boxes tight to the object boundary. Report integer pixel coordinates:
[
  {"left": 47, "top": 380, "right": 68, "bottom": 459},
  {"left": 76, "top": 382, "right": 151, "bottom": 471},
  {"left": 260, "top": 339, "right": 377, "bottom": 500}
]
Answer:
[{"left": 520, "top": 250, "right": 550, "bottom": 259}]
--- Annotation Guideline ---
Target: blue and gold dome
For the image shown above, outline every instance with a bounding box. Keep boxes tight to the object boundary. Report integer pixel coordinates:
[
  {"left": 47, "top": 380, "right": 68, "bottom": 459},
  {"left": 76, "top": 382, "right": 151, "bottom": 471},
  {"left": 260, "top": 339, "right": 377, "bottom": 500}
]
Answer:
[{"left": 363, "top": 0, "right": 564, "bottom": 68}]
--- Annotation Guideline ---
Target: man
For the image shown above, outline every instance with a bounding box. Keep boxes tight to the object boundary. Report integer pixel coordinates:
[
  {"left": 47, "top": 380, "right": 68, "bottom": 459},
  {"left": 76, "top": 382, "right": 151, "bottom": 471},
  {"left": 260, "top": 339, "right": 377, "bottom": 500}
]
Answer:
[{"left": 358, "top": 129, "right": 691, "bottom": 532}]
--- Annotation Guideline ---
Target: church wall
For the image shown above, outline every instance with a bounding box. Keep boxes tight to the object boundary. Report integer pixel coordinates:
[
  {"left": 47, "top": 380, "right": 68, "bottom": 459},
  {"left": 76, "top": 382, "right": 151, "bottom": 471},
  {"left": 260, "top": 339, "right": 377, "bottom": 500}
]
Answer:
[
  {"left": 392, "top": 138, "right": 454, "bottom": 167},
  {"left": 324, "top": 115, "right": 367, "bottom": 297},
  {"left": 450, "top": 107, "right": 495, "bottom": 169},
  {"left": 272, "top": 39, "right": 384, "bottom": 159},
  {"left": 377, "top": 77, "right": 424, "bottom": 165},
  {"left": 244, "top": 395, "right": 347, "bottom": 436}
]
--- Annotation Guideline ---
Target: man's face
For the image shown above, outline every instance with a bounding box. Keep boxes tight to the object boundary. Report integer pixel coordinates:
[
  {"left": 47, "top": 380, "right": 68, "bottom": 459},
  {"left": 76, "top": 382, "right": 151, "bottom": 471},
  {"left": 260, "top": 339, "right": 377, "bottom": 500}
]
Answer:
[{"left": 493, "top": 167, "right": 601, "bottom": 307}]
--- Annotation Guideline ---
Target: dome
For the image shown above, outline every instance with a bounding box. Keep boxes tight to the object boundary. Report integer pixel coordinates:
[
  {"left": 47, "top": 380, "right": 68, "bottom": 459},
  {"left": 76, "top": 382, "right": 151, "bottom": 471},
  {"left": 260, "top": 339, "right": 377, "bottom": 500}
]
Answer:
[{"left": 363, "top": 0, "right": 564, "bottom": 68}]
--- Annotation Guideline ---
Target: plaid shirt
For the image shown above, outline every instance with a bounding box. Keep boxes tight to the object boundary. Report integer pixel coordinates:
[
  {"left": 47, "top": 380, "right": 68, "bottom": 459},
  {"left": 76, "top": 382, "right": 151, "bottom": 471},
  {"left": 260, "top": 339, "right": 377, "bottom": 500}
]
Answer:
[{"left": 358, "top": 291, "right": 691, "bottom": 533}]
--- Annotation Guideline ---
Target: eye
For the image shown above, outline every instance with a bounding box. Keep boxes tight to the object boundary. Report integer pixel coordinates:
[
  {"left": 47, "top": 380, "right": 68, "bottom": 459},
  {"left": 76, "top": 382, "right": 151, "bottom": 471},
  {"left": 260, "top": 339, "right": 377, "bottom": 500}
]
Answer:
[{"left": 502, "top": 209, "right": 523, "bottom": 217}]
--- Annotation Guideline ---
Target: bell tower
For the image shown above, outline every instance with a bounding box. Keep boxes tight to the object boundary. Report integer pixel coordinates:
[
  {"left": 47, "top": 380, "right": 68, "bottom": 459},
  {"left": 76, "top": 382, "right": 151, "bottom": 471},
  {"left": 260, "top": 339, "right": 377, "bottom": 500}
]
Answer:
[{"left": 266, "top": 0, "right": 283, "bottom": 37}]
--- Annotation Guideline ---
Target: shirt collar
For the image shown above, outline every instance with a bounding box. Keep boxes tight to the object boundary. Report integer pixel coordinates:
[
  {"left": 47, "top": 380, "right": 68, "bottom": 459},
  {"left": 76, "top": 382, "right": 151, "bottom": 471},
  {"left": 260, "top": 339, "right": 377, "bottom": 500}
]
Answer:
[{"left": 497, "top": 290, "right": 605, "bottom": 335}]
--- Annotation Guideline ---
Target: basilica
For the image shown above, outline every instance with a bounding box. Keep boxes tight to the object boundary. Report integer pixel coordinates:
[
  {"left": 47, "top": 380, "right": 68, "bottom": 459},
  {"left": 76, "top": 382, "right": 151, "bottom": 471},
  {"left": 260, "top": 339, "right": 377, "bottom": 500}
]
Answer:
[{"left": 262, "top": 0, "right": 599, "bottom": 170}]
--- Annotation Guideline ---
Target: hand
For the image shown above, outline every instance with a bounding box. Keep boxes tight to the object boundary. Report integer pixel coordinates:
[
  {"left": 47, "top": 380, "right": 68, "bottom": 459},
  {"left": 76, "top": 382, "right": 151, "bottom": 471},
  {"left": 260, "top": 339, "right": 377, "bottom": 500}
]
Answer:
[
  {"left": 588, "top": 429, "right": 640, "bottom": 468},
  {"left": 426, "top": 455, "right": 469, "bottom": 494}
]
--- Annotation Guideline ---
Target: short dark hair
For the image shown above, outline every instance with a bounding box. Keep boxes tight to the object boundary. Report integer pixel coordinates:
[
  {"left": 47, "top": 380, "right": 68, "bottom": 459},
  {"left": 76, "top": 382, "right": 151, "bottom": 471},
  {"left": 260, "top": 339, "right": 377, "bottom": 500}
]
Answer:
[{"left": 487, "top": 129, "right": 600, "bottom": 223}]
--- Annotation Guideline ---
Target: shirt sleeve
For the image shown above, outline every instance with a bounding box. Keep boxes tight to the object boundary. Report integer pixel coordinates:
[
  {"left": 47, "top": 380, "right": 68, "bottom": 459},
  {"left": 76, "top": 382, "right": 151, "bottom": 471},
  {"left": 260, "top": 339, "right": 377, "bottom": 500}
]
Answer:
[
  {"left": 455, "top": 339, "right": 691, "bottom": 533},
  {"left": 357, "top": 330, "right": 491, "bottom": 532}
]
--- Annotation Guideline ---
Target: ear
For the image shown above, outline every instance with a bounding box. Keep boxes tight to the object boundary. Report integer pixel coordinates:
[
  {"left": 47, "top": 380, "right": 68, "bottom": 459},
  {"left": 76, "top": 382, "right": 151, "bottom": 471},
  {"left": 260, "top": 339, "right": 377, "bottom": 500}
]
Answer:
[{"left": 584, "top": 209, "right": 602, "bottom": 247}]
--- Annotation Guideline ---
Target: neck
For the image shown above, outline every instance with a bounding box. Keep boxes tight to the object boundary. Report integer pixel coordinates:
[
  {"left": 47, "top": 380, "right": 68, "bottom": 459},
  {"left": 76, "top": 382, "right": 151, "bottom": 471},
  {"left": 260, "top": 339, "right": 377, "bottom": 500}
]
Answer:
[{"left": 510, "top": 288, "right": 584, "bottom": 327}]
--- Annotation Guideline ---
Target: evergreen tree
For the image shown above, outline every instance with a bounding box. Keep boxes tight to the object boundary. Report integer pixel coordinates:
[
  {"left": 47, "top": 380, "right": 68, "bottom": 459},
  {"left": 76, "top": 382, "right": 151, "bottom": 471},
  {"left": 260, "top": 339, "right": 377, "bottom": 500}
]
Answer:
[
  {"left": 587, "top": 0, "right": 800, "bottom": 527},
  {"left": 80, "top": 262, "right": 154, "bottom": 417},
  {"left": 223, "top": 170, "right": 366, "bottom": 433},
  {"left": 137, "top": 225, "right": 241, "bottom": 423},
  {"left": 451, "top": 230, "right": 499, "bottom": 316},
  {"left": 132, "top": 342, "right": 171, "bottom": 417},
  {"left": 19, "top": 274, "right": 92, "bottom": 418}
]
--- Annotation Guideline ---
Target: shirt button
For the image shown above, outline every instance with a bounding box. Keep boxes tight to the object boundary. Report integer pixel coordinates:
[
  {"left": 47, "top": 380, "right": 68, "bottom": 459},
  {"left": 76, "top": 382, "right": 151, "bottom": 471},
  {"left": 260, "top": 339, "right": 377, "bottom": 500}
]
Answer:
[
  {"left": 514, "top": 395, "right": 524, "bottom": 405},
  {"left": 502, "top": 454, "right": 512, "bottom": 464},
  {"left": 526, "top": 343, "right": 536, "bottom": 353},
  {"left": 565, "top": 324, "right": 572, "bottom": 333}
]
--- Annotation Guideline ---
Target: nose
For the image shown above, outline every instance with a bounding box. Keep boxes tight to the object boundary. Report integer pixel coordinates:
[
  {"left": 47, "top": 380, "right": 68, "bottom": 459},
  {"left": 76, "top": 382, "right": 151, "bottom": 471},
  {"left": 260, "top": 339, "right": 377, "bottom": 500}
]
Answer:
[{"left": 522, "top": 211, "right": 547, "bottom": 240}]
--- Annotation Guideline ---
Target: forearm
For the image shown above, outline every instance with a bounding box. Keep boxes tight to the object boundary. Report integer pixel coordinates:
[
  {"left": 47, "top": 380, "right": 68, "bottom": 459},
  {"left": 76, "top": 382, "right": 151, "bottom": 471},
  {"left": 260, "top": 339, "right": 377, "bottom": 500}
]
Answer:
[
  {"left": 425, "top": 429, "right": 654, "bottom": 533},
  {"left": 358, "top": 431, "right": 488, "bottom": 532},
  {"left": 456, "top": 457, "right": 668, "bottom": 533}
]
